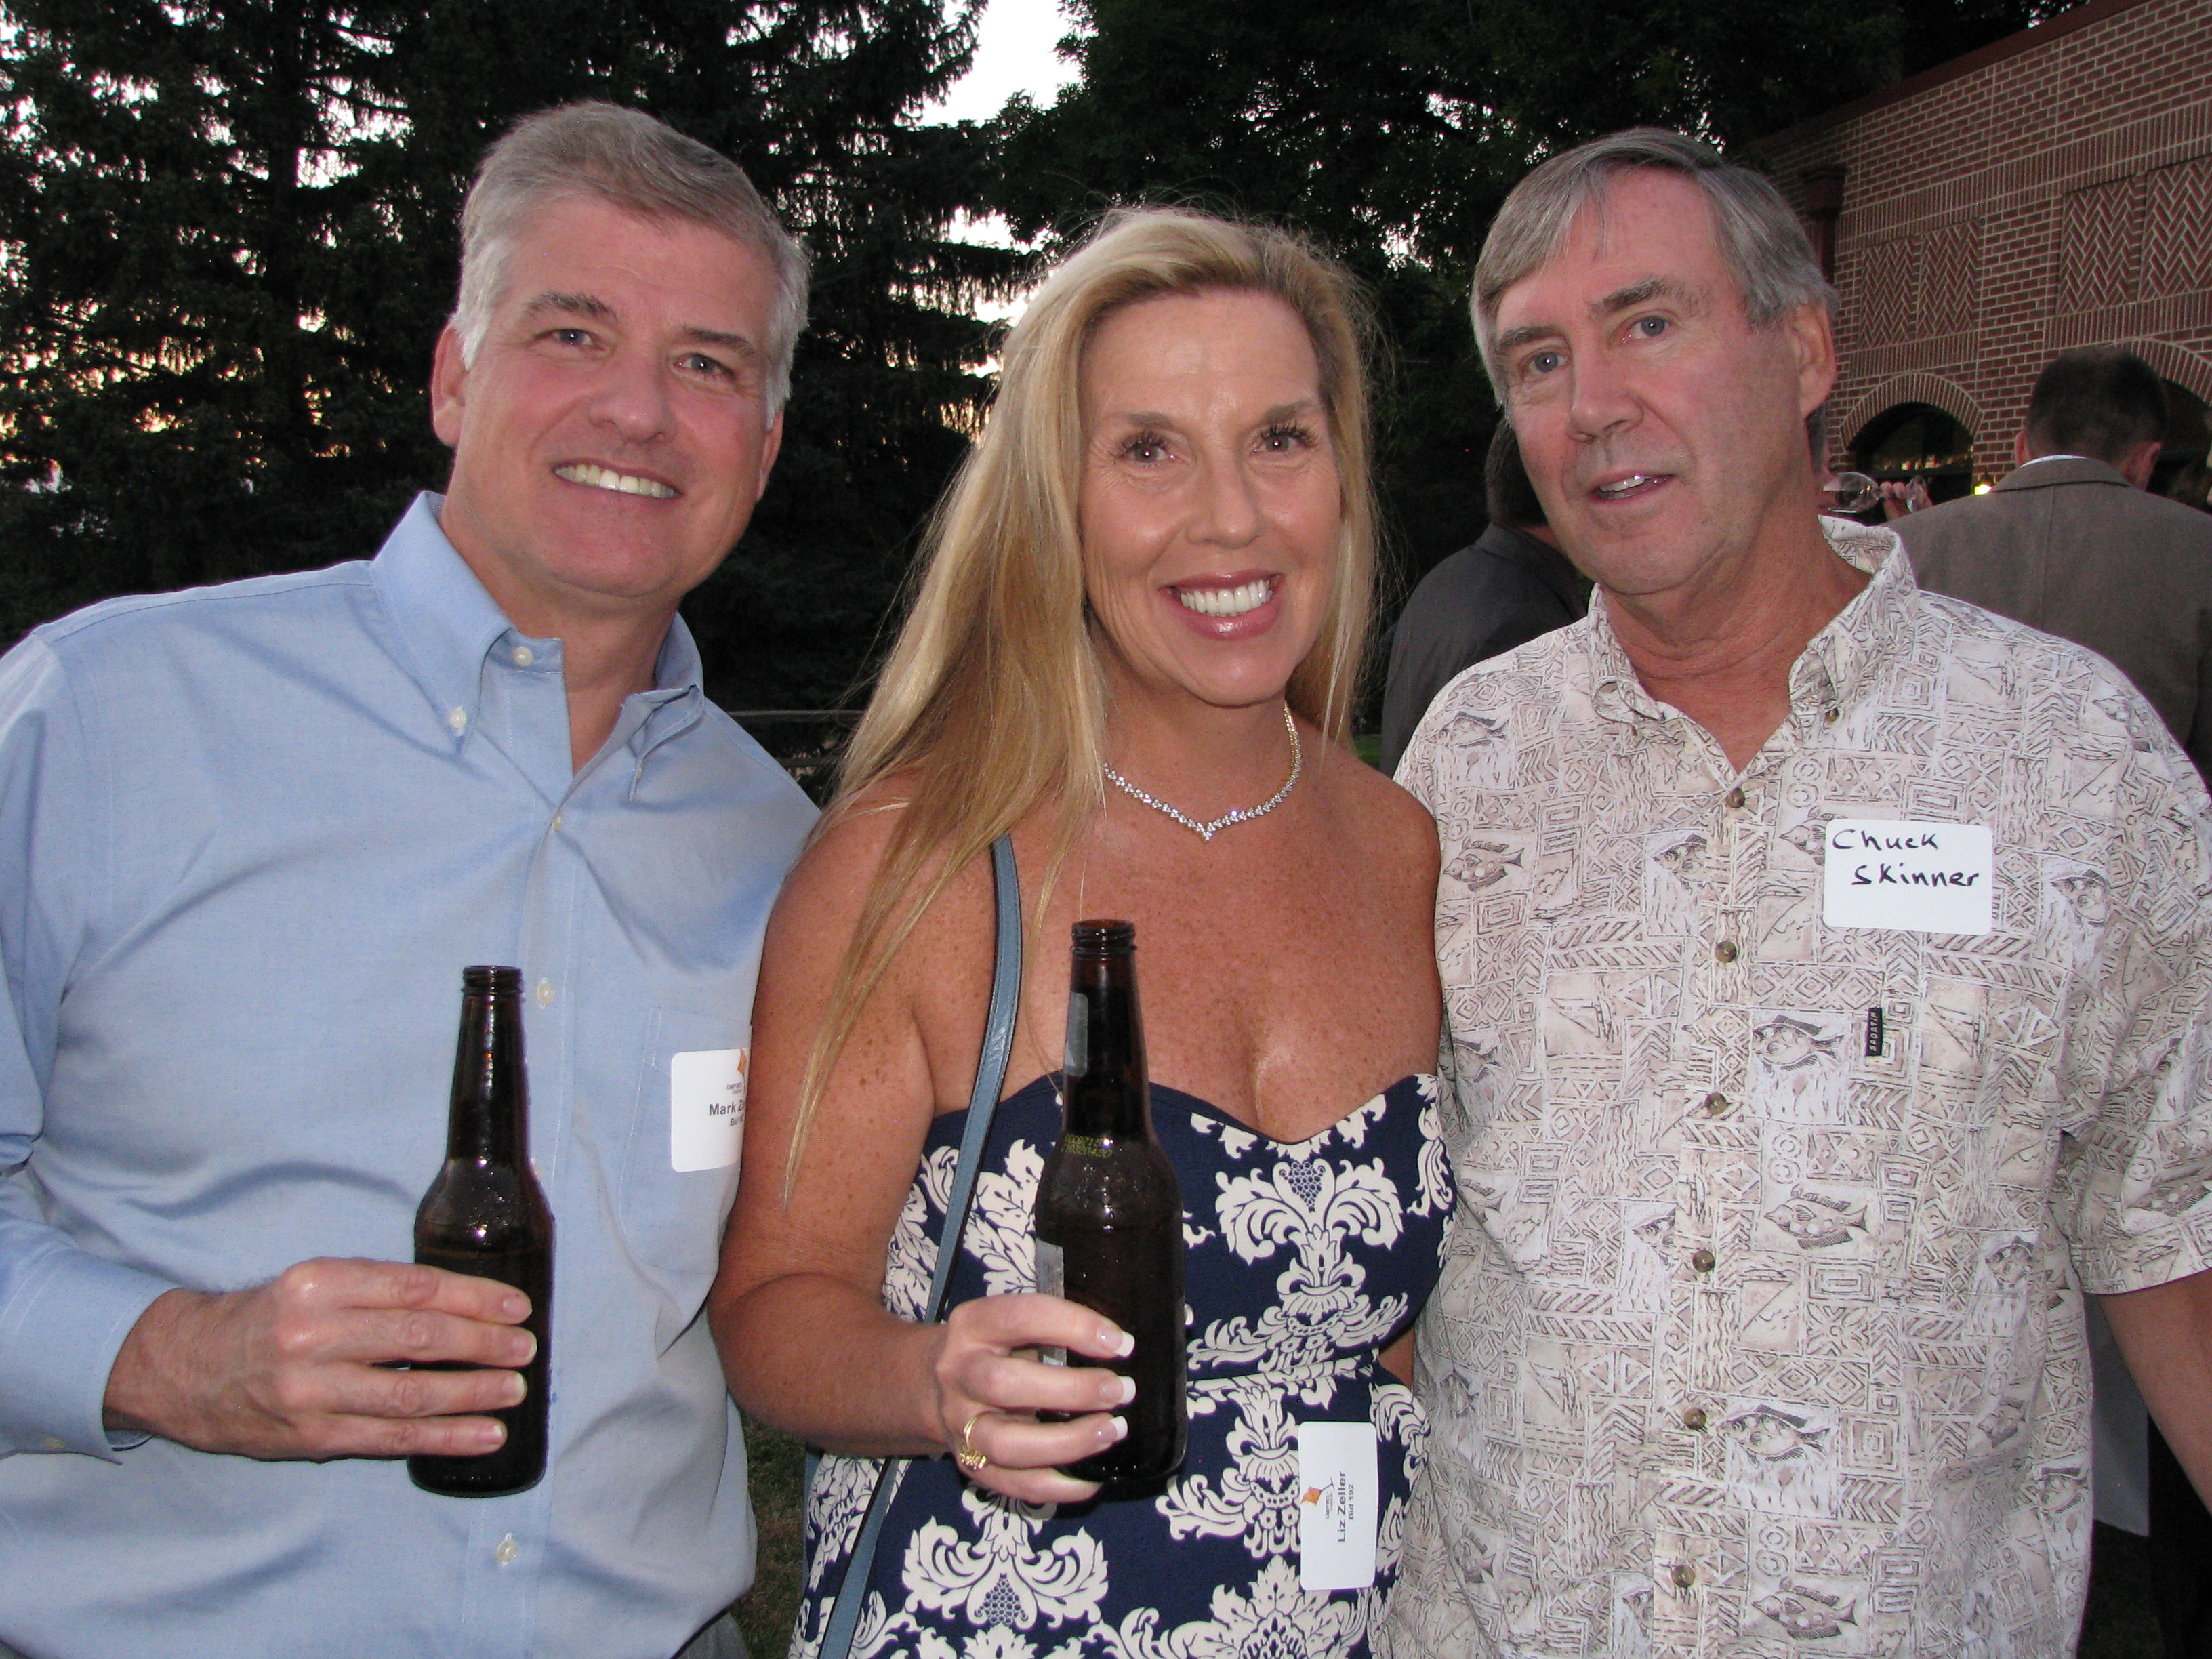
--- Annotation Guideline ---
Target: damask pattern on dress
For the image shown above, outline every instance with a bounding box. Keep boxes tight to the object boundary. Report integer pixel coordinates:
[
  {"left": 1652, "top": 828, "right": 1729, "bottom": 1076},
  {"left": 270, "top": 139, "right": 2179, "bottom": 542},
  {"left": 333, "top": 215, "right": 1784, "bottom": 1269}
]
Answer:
[
  {"left": 797, "top": 1072, "right": 1452, "bottom": 1659},
  {"left": 1387, "top": 521, "right": 2212, "bottom": 1659}
]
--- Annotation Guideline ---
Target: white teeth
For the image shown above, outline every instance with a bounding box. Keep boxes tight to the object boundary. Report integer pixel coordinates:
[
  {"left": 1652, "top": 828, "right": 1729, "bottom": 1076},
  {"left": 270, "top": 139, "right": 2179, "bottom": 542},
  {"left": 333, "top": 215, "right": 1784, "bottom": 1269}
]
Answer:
[
  {"left": 555, "top": 463, "right": 677, "bottom": 499},
  {"left": 1595, "top": 474, "right": 1656, "bottom": 498},
  {"left": 1176, "top": 579, "right": 1273, "bottom": 617}
]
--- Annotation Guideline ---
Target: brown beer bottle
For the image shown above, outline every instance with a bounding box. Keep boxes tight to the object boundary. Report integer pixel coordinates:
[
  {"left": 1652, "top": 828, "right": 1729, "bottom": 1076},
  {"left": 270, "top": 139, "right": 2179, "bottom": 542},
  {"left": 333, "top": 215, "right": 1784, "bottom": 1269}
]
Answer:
[
  {"left": 408, "top": 965, "right": 554, "bottom": 1498},
  {"left": 1033, "top": 920, "right": 1188, "bottom": 1488}
]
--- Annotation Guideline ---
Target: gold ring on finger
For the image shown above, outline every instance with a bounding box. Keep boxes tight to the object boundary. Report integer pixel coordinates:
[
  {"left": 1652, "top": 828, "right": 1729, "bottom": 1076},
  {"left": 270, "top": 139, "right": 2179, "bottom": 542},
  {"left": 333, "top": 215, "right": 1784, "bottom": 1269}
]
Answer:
[{"left": 954, "top": 1410, "right": 990, "bottom": 1474}]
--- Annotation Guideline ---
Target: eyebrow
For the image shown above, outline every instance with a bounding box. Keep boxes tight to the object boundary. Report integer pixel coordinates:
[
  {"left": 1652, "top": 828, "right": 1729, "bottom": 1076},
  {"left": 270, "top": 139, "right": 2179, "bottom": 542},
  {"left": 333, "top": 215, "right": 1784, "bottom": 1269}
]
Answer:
[
  {"left": 1101, "top": 398, "right": 1323, "bottom": 428},
  {"left": 519, "top": 293, "right": 762, "bottom": 361},
  {"left": 521, "top": 291, "right": 615, "bottom": 324},
  {"left": 1492, "top": 276, "right": 1698, "bottom": 361}
]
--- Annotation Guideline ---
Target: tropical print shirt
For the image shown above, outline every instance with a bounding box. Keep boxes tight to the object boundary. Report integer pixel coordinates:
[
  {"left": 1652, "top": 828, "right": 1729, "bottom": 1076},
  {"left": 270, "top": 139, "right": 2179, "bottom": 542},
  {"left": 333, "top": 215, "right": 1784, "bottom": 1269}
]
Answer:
[{"left": 1387, "top": 519, "right": 2212, "bottom": 1659}]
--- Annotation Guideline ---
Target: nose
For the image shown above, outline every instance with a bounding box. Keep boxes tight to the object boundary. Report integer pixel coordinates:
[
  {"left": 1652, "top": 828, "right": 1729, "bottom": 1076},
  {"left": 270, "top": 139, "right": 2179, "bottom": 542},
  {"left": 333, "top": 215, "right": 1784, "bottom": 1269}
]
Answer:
[
  {"left": 1189, "top": 448, "right": 1264, "bottom": 548},
  {"left": 1565, "top": 346, "right": 1640, "bottom": 445},
  {"left": 584, "top": 348, "right": 676, "bottom": 447}
]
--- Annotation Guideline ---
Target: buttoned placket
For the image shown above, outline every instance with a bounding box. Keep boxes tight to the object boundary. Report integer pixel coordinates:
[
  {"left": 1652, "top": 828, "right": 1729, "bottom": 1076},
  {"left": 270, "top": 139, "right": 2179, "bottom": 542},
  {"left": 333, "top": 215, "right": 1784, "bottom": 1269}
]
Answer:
[{"left": 1647, "top": 703, "right": 1822, "bottom": 1651}]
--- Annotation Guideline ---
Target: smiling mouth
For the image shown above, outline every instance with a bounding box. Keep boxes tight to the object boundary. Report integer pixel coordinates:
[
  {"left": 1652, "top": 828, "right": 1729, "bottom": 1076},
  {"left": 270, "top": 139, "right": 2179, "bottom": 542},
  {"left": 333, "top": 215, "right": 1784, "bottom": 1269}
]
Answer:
[
  {"left": 1174, "top": 578, "right": 1275, "bottom": 618},
  {"left": 554, "top": 462, "right": 678, "bottom": 499},
  {"left": 1592, "top": 474, "right": 1666, "bottom": 500}
]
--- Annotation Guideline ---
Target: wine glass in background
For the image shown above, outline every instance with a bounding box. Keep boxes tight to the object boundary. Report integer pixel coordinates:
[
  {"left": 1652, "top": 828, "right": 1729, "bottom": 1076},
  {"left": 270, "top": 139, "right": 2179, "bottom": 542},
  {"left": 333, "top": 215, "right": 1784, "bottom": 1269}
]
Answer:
[{"left": 1824, "top": 471, "right": 1931, "bottom": 519}]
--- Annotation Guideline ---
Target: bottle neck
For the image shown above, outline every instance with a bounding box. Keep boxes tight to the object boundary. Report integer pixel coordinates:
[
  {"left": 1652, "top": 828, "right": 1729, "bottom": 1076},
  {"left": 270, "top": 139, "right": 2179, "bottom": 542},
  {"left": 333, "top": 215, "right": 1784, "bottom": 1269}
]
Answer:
[
  {"left": 1063, "top": 951, "right": 1149, "bottom": 1138},
  {"left": 447, "top": 987, "right": 527, "bottom": 1164}
]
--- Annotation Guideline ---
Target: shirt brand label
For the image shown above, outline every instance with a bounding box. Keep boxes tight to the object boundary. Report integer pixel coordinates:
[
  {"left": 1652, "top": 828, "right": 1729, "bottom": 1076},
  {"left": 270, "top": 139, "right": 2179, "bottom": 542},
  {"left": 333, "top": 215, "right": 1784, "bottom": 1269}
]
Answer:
[
  {"left": 1297, "top": 1422, "right": 1378, "bottom": 1591},
  {"left": 1822, "top": 820, "right": 1993, "bottom": 935},
  {"left": 670, "top": 1047, "right": 747, "bottom": 1172}
]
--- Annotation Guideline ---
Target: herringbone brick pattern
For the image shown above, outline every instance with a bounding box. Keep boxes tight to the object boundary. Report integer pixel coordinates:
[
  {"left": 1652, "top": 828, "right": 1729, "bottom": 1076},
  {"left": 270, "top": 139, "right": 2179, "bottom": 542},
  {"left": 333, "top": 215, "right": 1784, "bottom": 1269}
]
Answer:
[
  {"left": 1922, "top": 222, "right": 1982, "bottom": 335},
  {"left": 2144, "top": 155, "right": 2212, "bottom": 298},
  {"left": 2062, "top": 175, "right": 2144, "bottom": 312}
]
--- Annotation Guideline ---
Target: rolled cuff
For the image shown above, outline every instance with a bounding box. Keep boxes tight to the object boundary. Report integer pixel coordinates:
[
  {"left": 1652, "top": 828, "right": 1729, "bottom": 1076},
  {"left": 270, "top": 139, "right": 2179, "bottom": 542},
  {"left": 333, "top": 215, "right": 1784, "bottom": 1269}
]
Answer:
[{"left": 0, "top": 1246, "right": 176, "bottom": 1458}]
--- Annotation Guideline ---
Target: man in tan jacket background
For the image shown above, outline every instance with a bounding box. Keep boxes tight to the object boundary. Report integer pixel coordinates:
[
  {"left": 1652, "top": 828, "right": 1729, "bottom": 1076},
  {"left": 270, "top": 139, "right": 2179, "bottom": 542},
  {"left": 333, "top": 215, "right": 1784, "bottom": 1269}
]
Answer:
[{"left": 1899, "top": 346, "right": 2212, "bottom": 779}]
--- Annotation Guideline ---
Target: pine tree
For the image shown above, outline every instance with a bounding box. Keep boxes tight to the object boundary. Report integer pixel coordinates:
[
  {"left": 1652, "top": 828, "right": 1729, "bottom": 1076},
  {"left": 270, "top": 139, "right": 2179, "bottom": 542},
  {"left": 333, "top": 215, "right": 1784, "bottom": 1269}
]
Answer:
[{"left": 0, "top": 0, "right": 1018, "bottom": 708}]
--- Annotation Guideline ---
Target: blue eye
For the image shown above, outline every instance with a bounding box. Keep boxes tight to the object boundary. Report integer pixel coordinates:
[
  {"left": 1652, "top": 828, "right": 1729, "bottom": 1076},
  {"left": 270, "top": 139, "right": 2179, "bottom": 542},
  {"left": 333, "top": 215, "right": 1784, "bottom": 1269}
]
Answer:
[
  {"left": 1635, "top": 316, "right": 1668, "bottom": 338},
  {"left": 1525, "top": 350, "right": 1563, "bottom": 377}
]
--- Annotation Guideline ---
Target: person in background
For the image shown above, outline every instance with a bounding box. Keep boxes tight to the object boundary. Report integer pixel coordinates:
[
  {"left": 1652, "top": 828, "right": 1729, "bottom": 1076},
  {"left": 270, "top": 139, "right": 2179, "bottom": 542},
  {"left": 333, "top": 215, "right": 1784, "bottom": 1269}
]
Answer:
[
  {"left": 712, "top": 208, "right": 1446, "bottom": 1659},
  {"left": 1898, "top": 344, "right": 2212, "bottom": 1659},
  {"left": 1391, "top": 127, "right": 2212, "bottom": 1659},
  {"left": 0, "top": 103, "right": 816, "bottom": 1659},
  {"left": 1380, "top": 422, "right": 1584, "bottom": 773},
  {"left": 1899, "top": 346, "right": 2212, "bottom": 781}
]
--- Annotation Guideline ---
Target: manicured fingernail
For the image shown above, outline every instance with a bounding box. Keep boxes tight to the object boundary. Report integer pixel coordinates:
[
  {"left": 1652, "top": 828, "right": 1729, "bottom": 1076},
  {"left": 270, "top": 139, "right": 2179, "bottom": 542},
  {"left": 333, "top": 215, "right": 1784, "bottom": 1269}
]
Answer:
[
  {"left": 501, "top": 1293, "right": 529, "bottom": 1319},
  {"left": 1113, "top": 1375, "right": 1136, "bottom": 1406},
  {"left": 473, "top": 1421, "right": 507, "bottom": 1450},
  {"left": 1104, "top": 1326, "right": 1134, "bottom": 1358},
  {"left": 503, "top": 1374, "right": 528, "bottom": 1406},
  {"left": 1107, "top": 1414, "right": 1128, "bottom": 1443},
  {"left": 509, "top": 1334, "right": 538, "bottom": 1365}
]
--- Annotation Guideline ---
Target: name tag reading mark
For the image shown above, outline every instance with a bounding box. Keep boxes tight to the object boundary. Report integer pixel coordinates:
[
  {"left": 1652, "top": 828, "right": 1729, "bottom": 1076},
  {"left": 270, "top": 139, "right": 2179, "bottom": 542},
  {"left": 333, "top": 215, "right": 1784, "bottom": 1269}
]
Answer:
[
  {"left": 1821, "top": 820, "right": 1993, "bottom": 935},
  {"left": 671, "top": 1047, "right": 747, "bottom": 1172},
  {"left": 1297, "top": 1422, "right": 1378, "bottom": 1592}
]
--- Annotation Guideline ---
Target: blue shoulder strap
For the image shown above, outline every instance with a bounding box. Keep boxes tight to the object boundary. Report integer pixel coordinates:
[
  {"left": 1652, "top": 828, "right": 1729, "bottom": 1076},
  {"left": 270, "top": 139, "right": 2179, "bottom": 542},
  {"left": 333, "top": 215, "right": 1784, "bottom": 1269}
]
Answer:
[{"left": 815, "top": 834, "right": 1022, "bottom": 1659}]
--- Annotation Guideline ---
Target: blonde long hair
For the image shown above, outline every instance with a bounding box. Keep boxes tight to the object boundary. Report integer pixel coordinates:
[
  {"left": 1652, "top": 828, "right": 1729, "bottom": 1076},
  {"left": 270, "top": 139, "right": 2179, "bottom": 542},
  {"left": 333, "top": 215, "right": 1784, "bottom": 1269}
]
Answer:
[{"left": 789, "top": 208, "right": 1379, "bottom": 1179}]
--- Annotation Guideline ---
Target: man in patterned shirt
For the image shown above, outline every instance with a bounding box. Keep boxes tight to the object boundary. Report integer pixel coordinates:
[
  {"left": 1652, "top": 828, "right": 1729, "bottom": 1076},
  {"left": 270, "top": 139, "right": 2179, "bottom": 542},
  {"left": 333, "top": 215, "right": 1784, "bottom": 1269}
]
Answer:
[{"left": 1389, "top": 128, "right": 2212, "bottom": 1658}]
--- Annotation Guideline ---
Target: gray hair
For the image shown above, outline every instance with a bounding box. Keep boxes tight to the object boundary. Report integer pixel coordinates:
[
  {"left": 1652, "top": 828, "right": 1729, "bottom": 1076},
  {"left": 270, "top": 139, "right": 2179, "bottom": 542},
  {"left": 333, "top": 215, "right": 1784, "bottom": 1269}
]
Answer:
[
  {"left": 1471, "top": 128, "right": 1835, "bottom": 394},
  {"left": 453, "top": 102, "right": 810, "bottom": 417}
]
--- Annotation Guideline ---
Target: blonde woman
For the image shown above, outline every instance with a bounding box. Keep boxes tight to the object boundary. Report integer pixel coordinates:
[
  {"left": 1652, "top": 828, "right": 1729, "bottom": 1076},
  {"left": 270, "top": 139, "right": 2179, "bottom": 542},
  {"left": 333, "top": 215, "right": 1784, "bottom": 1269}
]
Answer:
[{"left": 710, "top": 209, "right": 1446, "bottom": 1659}]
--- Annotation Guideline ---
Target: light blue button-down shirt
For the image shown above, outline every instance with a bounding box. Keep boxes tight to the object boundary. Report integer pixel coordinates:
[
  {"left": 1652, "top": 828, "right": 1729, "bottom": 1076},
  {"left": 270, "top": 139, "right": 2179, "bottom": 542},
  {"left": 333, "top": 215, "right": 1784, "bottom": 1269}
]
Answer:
[{"left": 0, "top": 495, "right": 816, "bottom": 1658}]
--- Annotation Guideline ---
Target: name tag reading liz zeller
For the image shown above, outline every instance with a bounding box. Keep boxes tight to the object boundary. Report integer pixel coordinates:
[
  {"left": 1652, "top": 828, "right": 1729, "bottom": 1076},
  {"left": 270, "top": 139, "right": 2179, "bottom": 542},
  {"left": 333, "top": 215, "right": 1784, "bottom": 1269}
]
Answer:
[
  {"left": 1821, "top": 820, "right": 1993, "bottom": 935},
  {"left": 670, "top": 1048, "right": 747, "bottom": 1172},
  {"left": 1297, "top": 1422, "right": 1378, "bottom": 1592}
]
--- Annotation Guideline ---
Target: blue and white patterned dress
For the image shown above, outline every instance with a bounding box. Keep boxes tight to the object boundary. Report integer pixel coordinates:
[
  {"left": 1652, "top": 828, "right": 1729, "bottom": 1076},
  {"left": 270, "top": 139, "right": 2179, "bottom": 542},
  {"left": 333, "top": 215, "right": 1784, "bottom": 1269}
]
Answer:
[{"left": 794, "top": 1071, "right": 1452, "bottom": 1659}]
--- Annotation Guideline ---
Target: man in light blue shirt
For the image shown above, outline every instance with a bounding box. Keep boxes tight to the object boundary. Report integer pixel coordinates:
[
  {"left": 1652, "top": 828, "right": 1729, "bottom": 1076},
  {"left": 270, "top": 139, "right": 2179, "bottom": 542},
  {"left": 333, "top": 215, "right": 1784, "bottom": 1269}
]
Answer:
[{"left": 0, "top": 103, "right": 817, "bottom": 1658}]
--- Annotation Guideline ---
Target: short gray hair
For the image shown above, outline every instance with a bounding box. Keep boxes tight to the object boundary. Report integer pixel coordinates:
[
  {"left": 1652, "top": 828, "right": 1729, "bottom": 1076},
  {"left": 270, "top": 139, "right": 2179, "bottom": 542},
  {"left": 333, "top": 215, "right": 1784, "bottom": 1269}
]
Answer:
[
  {"left": 453, "top": 102, "right": 811, "bottom": 417},
  {"left": 1471, "top": 128, "right": 1835, "bottom": 394}
]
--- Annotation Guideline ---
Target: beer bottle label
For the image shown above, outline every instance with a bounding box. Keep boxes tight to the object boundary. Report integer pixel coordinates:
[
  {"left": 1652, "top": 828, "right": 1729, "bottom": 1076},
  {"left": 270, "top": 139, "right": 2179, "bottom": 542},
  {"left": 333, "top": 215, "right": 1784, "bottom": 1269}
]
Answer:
[{"left": 1034, "top": 1240, "right": 1066, "bottom": 1368}]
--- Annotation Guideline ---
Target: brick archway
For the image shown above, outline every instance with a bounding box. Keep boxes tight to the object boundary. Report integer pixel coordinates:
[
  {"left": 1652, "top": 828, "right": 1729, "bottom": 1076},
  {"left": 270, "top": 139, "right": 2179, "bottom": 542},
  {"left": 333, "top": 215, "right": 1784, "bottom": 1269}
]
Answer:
[
  {"left": 1837, "top": 373, "right": 1985, "bottom": 451},
  {"left": 2113, "top": 337, "right": 2212, "bottom": 407}
]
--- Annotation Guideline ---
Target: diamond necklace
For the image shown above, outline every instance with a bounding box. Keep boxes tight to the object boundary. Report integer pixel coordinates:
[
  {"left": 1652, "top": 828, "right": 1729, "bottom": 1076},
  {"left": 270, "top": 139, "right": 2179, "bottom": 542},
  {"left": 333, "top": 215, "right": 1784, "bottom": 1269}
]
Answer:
[{"left": 1103, "top": 705, "right": 1302, "bottom": 842}]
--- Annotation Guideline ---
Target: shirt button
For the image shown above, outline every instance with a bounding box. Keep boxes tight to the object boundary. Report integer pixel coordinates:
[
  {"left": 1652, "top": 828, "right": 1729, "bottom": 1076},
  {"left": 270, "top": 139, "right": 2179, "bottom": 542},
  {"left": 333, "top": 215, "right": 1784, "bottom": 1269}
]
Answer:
[
  {"left": 495, "top": 1532, "right": 518, "bottom": 1566},
  {"left": 446, "top": 708, "right": 468, "bottom": 733},
  {"left": 1702, "top": 1092, "right": 1730, "bottom": 1118},
  {"left": 549, "top": 811, "right": 563, "bottom": 834},
  {"left": 1824, "top": 707, "right": 1841, "bottom": 724},
  {"left": 535, "top": 978, "right": 555, "bottom": 1007},
  {"left": 1713, "top": 941, "right": 1739, "bottom": 964},
  {"left": 1692, "top": 1248, "right": 1717, "bottom": 1273},
  {"left": 1724, "top": 787, "right": 1746, "bottom": 809},
  {"left": 1683, "top": 1406, "right": 1708, "bottom": 1431},
  {"left": 1671, "top": 1562, "right": 1696, "bottom": 1589},
  {"left": 510, "top": 645, "right": 535, "bottom": 668}
]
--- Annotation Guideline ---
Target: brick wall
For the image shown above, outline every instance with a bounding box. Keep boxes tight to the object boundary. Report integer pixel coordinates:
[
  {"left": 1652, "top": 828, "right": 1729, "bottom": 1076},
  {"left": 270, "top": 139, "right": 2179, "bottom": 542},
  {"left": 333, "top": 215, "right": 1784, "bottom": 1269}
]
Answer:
[{"left": 1753, "top": 0, "right": 2212, "bottom": 481}]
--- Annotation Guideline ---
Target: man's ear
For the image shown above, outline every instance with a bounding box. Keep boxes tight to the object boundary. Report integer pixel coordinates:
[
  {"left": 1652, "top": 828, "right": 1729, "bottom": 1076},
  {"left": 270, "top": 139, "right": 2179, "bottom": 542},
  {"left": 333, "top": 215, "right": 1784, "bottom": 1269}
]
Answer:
[
  {"left": 2119, "top": 437, "right": 2163, "bottom": 491},
  {"left": 1785, "top": 301, "right": 1839, "bottom": 419},
  {"left": 2015, "top": 430, "right": 2032, "bottom": 468},
  {"left": 754, "top": 408, "right": 785, "bottom": 499},
  {"left": 430, "top": 325, "right": 468, "bottom": 449}
]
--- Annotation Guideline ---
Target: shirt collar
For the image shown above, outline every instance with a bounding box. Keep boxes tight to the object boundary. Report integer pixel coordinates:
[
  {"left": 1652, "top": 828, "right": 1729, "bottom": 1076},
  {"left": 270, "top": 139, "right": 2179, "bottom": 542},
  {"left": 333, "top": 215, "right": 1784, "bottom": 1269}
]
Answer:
[
  {"left": 370, "top": 491, "right": 707, "bottom": 758},
  {"left": 1584, "top": 514, "right": 1917, "bottom": 732}
]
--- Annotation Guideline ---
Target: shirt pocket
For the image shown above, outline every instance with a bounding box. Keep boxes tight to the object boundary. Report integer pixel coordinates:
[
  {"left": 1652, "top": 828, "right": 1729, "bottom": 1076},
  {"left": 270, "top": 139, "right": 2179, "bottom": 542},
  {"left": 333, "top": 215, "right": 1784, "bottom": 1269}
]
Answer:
[{"left": 619, "top": 1006, "right": 749, "bottom": 1344}]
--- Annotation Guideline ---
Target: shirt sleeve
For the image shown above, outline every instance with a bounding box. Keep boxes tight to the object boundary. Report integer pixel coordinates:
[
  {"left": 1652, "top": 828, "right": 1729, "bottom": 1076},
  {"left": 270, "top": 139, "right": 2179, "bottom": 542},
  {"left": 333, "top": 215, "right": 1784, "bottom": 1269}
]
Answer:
[
  {"left": 2057, "top": 718, "right": 2212, "bottom": 1297},
  {"left": 0, "top": 634, "right": 177, "bottom": 1458}
]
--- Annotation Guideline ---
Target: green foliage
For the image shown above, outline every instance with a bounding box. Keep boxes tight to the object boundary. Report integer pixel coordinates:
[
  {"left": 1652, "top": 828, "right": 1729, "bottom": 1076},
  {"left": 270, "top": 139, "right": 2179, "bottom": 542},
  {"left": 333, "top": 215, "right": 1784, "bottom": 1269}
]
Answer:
[{"left": 0, "top": 0, "right": 1019, "bottom": 708}]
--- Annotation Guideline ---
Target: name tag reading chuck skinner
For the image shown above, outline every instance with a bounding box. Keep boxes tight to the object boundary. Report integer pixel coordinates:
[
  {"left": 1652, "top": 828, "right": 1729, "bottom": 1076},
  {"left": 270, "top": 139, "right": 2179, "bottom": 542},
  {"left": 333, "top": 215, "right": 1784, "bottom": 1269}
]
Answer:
[
  {"left": 670, "top": 1048, "right": 747, "bottom": 1172},
  {"left": 1822, "top": 820, "right": 1994, "bottom": 935}
]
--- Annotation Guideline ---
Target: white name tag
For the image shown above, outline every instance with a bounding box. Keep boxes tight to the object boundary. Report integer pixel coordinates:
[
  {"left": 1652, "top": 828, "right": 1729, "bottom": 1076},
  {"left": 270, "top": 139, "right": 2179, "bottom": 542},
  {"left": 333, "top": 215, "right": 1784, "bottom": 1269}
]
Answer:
[
  {"left": 1297, "top": 1422, "right": 1378, "bottom": 1592},
  {"left": 1822, "top": 819, "right": 1993, "bottom": 935},
  {"left": 670, "top": 1048, "right": 747, "bottom": 1172}
]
